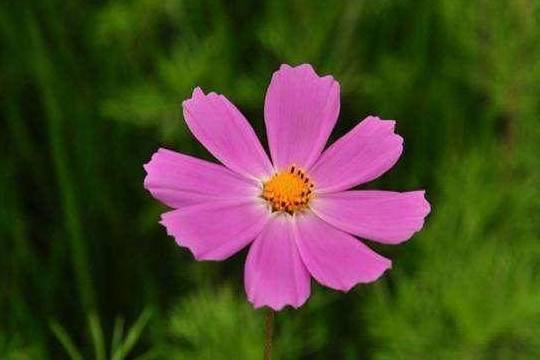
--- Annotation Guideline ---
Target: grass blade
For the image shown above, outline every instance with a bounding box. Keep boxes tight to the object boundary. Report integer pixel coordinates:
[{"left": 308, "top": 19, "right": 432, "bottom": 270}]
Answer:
[
  {"left": 110, "top": 316, "right": 125, "bottom": 358},
  {"left": 88, "top": 312, "right": 106, "bottom": 360},
  {"left": 49, "top": 320, "right": 84, "bottom": 360},
  {"left": 112, "top": 307, "right": 153, "bottom": 360}
]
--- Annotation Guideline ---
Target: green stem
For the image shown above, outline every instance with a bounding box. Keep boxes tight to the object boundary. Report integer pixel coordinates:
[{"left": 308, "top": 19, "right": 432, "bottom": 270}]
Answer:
[
  {"left": 263, "top": 309, "right": 275, "bottom": 360},
  {"left": 24, "top": 6, "right": 95, "bottom": 312}
]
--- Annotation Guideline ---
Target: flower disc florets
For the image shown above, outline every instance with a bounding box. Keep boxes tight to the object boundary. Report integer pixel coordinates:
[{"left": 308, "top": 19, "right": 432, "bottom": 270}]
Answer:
[{"left": 262, "top": 165, "right": 314, "bottom": 214}]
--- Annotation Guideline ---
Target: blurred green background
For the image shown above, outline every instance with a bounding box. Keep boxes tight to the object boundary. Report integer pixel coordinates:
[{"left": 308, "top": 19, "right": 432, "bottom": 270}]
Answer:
[{"left": 2, "top": 0, "right": 540, "bottom": 359}]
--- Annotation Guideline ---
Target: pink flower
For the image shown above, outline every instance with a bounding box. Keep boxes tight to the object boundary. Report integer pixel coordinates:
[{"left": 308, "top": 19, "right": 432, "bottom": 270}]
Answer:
[{"left": 144, "top": 64, "right": 430, "bottom": 310}]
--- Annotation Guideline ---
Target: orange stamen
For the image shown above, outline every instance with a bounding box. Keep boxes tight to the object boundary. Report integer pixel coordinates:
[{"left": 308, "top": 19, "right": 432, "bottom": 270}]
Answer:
[{"left": 261, "top": 165, "right": 315, "bottom": 214}]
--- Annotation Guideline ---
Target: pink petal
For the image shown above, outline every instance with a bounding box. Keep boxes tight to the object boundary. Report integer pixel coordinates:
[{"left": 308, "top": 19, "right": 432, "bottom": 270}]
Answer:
[
  {"left": 294, "top": 213, "right": 391, "bottom": 291},
  {"left": 160, "top": 200, "right": 269, "bottom": 261},
  {"left": 309, "top": 116, "right": 403, "bottom": 193},
  {"left": 244, "top": 215, "right": 311, "bottom": 310},
  {"left": 144, "top": 148, "right": 260, "bottom": 208},
  {"left": 264, "top": 64, "right": 340, "bottom": 170},
  {"left": 311, "top": 190, "right": 431, "bottom": 244},
  {"left": 183, "top": 88, "right": 273, "bottom": 179}
]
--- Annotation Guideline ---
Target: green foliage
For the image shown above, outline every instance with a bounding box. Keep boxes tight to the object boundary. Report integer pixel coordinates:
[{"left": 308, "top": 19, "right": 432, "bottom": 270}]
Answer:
[
  {"left": 50, "top": 309, "right": 153, "bottom": 360},
  {"left": 162, "top": 285, "right": 330, "bottom": 359},
  {"left": 1, "top": 0, "right": 539, "bottom": 359},
  {"left": 367, "top": 147, "right": 540, "bottom": 359},
  {"left": 164, "top": 286, "right": 262, "bottom": 359}
]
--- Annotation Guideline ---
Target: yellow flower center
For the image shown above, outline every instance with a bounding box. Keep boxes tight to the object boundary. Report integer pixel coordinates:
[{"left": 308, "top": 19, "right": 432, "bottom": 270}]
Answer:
[{"left": 261, "top": 165, "right": 315, "bottom": 214}]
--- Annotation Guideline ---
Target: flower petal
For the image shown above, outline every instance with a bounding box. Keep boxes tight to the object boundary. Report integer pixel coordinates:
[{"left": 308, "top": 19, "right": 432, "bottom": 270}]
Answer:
[
  {"left": 309, "top": 116, "right": 403, "bottom": 192},
  {"left": 144, "top": 148, "right": 260, "bottom": 208},
  {"left": 245, "top": 214, "right": 311, "bottom": 310},
  {"left": 183, "top": 88, "right": 273, "bottom": 179},
  {"left": 294, "top": 213, "right": 391, "bottom": 291},
  {"left": 264, "top": 64, "right": 340, "bottom": 170},
  {"left": 311, "top": 190, "right": 431, "bottom": 244},
  {"left": 160, "top": 200, "right": 269, "bottom": 261}
]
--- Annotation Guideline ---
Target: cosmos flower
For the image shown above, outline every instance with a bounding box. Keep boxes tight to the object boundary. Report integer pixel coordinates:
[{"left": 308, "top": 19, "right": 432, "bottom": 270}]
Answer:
[{"left": 144, "top": 64, "right": 430, "bottom": 310}]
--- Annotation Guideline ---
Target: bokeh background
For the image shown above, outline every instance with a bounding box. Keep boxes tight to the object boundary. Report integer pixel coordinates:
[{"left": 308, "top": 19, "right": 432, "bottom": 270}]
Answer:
[{"left": 2, "top": 0, "right": 540, "bottom": 359}]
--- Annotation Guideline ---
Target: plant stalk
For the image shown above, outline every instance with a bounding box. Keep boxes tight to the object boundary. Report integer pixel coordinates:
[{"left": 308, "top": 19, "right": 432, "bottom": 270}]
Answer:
[{"left": 263, "top": 309, "right": 275, "bottom": 360}]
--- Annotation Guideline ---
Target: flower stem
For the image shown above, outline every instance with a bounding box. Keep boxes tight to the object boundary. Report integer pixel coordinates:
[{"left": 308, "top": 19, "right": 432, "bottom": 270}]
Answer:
[{"left": 263, "top": 309, "right": 275, "bottom": 360}]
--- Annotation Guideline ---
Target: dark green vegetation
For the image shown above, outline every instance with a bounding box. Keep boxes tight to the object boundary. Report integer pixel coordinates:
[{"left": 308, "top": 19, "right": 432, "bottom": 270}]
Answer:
[{"left": 2, "top": 0, "right": 540, "bottom": 359}]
